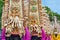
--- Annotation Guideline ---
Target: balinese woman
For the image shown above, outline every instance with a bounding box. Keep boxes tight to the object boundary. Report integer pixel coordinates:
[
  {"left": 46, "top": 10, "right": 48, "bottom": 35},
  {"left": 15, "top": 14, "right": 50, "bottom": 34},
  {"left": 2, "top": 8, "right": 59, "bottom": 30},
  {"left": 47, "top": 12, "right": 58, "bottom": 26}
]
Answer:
[
  {"left": 37, "top": 25, "right": 42, "bottom": 40},
  {"left": 2, "top": 13, "right": 9, "bottom": 40},
  {"left": 10, "top": 27, "right": 21, "bottom": 40},
  {"left": 45, "top": 32, "right": 51, "bottom": 40},
  {"left": 22, "top": 21, "right": 31, "bottom": 40},
  {"left": 22, "top": 26, "right": 31, "bottom": 40},
  {"left": 57, "top": 33, "right": 60, "bottom": 40},
  {"left": 41, "top": 27, "right": 46, "bottom": 40},
  {"left": 31, "top": 24, "right": 39, "bottom": 40},
  {"left": 2, "top": 26, "right": 6, "bottom": 40}
]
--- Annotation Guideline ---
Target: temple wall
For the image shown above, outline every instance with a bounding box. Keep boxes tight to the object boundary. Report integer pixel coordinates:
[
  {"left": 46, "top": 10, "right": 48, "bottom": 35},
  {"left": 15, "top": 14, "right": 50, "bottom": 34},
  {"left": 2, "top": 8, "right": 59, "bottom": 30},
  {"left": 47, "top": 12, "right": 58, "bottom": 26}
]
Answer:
[{"left": 2, "top": 0, "right": 52, "bottom": 35}]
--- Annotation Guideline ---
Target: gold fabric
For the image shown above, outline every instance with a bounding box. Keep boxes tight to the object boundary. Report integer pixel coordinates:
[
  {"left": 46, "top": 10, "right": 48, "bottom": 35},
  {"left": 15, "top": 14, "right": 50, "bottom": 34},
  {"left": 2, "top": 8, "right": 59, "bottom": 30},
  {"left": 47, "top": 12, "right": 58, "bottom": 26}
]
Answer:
[{"left": 51, "top": 34, "right": 60, "bottom": 40}]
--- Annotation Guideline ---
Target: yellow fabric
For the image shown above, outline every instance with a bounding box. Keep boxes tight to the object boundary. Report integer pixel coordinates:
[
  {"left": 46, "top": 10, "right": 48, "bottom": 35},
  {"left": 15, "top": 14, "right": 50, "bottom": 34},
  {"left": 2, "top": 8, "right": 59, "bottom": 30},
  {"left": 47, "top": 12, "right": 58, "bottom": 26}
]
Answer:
[
  {"left": 51, "top": 34, "right": 55, "bottom": 40},
  {"left": 51, "top": 34, "right": 60, "bottom": 40},
  {"left": 51, "top": 34, "right": 57, "bottom": 40},
  {"left": 51, "top": 34, "right": 53, "bottom": 40},
  {"left": 57, "top": 34, "right": 60, "bottom": 40}
]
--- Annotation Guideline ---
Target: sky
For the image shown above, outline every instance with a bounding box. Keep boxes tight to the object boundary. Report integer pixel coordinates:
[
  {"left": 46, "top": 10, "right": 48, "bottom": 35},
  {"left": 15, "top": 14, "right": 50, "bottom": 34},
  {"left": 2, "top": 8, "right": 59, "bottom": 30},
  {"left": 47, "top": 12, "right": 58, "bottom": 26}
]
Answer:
[{"left": 42, "top": 0, "right": 60, "bottom": 14}]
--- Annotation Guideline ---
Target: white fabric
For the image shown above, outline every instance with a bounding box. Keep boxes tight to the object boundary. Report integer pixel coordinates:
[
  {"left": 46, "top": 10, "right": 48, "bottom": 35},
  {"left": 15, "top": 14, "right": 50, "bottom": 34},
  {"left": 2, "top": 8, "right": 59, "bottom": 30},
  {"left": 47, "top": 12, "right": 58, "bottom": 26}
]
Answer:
[
  {"left": 19, "top": 21, "right": 23, "bottom": 28},
  {"left": 9, "top": 16, "right": 13, "bottom": 20},
  {"left": 4, "top": 23, "right": 8, "bottom": 26},
  {"left": 14, "top": 16, "right": 19, "bottom": 23},
  {"left": 8, "top": 16, "right": 13, "bottom": 24},
  {"left": 6, "top": 27, "right": 11, "bottom": 33},
  {"left": 54, "top": 32, "right": 58, "bottom": 34},
  {"left": 47, "top": 32, "right": 50, "bottom": 34}
]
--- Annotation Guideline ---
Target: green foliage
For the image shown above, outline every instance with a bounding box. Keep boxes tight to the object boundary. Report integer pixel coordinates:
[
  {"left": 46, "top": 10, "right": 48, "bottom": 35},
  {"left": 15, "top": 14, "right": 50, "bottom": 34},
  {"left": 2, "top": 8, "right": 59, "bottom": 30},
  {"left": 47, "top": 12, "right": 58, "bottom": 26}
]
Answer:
[
  {"left": 0, "top": 0, "right": 4, "bottom": 29},
  {"left": 44, "top": 6, "right": 60, "bottom": 21},
  {"left": 0, "top": 0, "right": 4, "bottom": 17}
]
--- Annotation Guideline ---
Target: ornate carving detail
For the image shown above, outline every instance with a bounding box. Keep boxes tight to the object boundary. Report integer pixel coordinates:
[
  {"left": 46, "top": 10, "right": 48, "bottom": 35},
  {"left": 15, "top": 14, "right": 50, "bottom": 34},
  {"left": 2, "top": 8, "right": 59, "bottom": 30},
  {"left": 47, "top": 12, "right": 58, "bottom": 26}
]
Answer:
[
  {"left": 30, "top": 6, "right": 37, "bottom": 12},
  {"left": 30, "top": 0, "right": 37, "bottom": 5},
  {"left": 12, "top": 0, "right": 20, "bottom": 2}
]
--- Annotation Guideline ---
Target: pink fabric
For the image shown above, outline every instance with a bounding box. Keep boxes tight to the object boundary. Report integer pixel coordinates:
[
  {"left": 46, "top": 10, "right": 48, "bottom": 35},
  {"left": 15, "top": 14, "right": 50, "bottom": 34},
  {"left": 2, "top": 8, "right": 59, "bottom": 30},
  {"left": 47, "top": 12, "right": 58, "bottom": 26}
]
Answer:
[
  {"left": 41, "top": 28, "right": 46, "bottom": 40},
  {"left": 23, "top": 27, "right": 31, "bottom": 40},
  {"left": 45, "top": 35, "right": 51, "bottom": 40},
  {"left": 48, "top": 35, "right": 51, "bottom": 40},
  {"left": 2, "top": 39, "right": 5, "bottom": 40},
  {"left": 41, "top": 28, "right": 51, "bottom": 40},
  {"left": 2, "top": 27, "right": 6, "bottom": 40}
]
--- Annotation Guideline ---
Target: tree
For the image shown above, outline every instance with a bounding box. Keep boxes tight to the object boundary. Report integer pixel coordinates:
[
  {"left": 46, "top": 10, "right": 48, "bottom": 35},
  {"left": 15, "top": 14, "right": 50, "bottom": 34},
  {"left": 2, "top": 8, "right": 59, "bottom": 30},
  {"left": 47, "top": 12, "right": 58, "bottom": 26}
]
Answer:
[
  {"left": 44, "top": 6, "right": 60, "bottom": 21},
  {"left": 0, "top": 0, "right": 4, "bottom": 29}
]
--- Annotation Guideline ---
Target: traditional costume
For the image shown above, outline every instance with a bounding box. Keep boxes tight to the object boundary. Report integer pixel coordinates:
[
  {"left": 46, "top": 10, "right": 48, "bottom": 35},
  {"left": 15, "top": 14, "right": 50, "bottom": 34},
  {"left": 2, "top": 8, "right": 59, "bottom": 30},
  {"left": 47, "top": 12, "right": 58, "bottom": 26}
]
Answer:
[
  {"left": 41, "top": 28, "right": 46, "bottom": 40},
  {"left": 46, "top": 32, "right": 51, "bottom": 40},
  {"left": 22, "top": 27, "right": 31, "bottom": 40},
  {"left": 10, "top": 27, "right": 21, "bottom": 40},
  {"left": 2, "top": 27, "right": 6, "bottom": 40},
  {"left": 31, "top": 24, "right": 39, "bottom": 40},
  {"left": 57, "top": 34, "right": 60, "bottom": 40},
  {"left": 51, "top": 32, "right": 58, "bottom": 40}
]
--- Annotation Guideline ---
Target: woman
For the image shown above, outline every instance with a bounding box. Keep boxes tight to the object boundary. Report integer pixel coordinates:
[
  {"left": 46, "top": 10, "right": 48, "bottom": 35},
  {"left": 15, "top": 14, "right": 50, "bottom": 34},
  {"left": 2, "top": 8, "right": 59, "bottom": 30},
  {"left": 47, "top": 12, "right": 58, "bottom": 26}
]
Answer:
[
  {"left": 22, "top": 26, "right": 31, "bottom": 40},
  {"left": 45, "top": 32, "right": 51, "bottom": 40},
  {"left": 2, "top": 27, "right": 6, "bottom": 40},
  {"left": 41, "top": 27, "right": 51, "bottom": 40},
  {"left": 10, "top": 27, "right": 21, "bottom": 40},
  {"left": 5, "top": 27, "right": 11, "bottom": 40},
  {"left": 38, "top": 33, "right": 42, "bottom": 40},
  {"left": 41, "top": 27, "right": 46, "bottom": 40},
  {"left": 31, "top": 24, "right": 39, "bottom": 40},
  {"left": 57, "top": 33, "right": 60, "bottom": 40},
  {"left": 38, "top": 25, "right": 42, "bottom": 40},
  {"left": 51, "top": 28, "right": 58, "bottom": 40}
]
